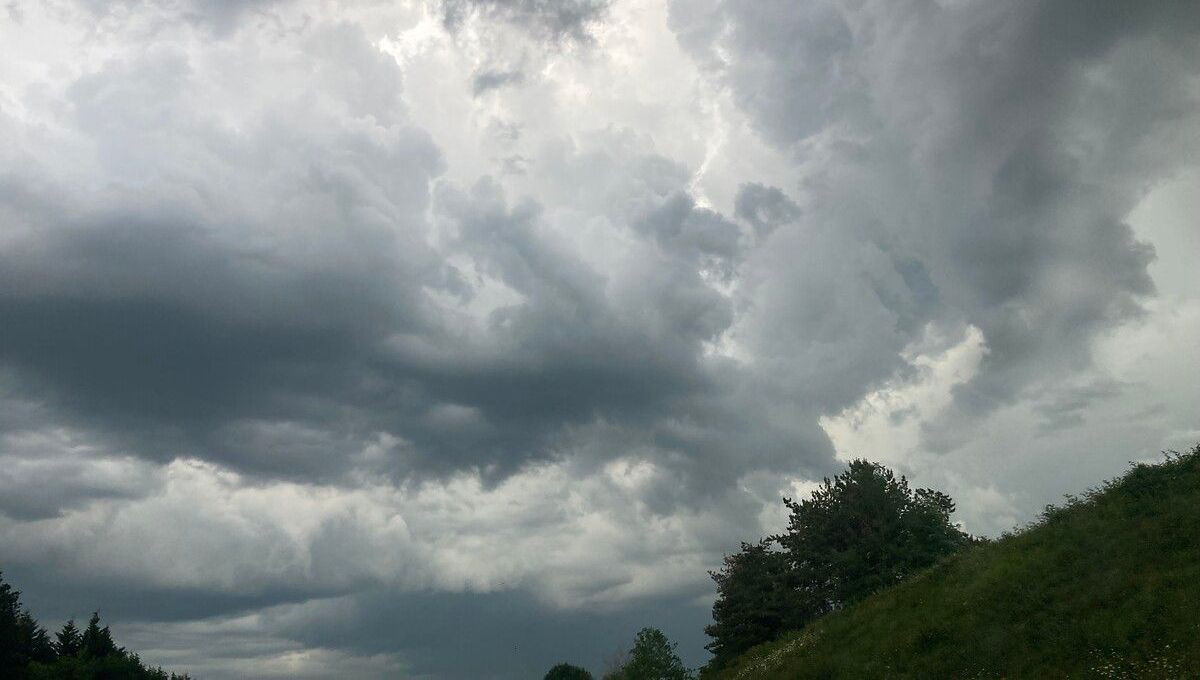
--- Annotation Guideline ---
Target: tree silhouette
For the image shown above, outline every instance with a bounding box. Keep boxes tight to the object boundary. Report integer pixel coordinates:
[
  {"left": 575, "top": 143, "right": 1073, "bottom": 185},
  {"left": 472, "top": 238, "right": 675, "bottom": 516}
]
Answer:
[
  {"left": 0, "top": 571, "right": 190, "bottom": 679},
  {"left": 606, "top": 627, "right": 694, "bottom": 680},
  {"left": 544, "top": 661, "right": 594, "bottom": 679},
  {"left": 778, "top": 459, "right": 970, "bottom": 607},
  {"left": 55, "top": 619, "right": 82, "bottom": 658},
  {"left": 1, "top": 572, "right": 54, "bottom": 669},
  {"left": 705, "top": 460, "right": 972, "bottom": 670},
  {"left": 704, "top": 539, "right": 820, "bottom": 667},
  {"left": 81, "top": 612, "right": 119, "bottom": 660}
]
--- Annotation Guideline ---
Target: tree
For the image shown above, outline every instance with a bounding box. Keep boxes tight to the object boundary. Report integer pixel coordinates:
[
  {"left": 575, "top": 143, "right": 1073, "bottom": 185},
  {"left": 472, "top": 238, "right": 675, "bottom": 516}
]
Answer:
[
  {"left": 777, "top": 459, "right": 971, "bottom": 608},
  {"left": 544, "top": 661, "right": 594, "bottom": 680},
  {"left": 704, "top": 539, "right": 820, "bottom": 668},
  {"left": 0, "top": 572, "right": 189, "bottom": 679},
  {"left": 0, "top": 572, "right": 55, "bottom": 671},
  {"left": 17, "top": 611, "right": 54, "bottom": 665},
  {"left": 703, "top": 460, "right": 972, "bottom": 670},
  {"left": 81, "top": 612, "right": 119, "bottom": 660},
  {"left": 0, "top": 572, "right": 24, "bottom": 671},
  {"left": 55, "top": 619, "right": 82, "bottom": 658},
  {"left": 609, "top": 627, "right": 694, "bottom": 680}
]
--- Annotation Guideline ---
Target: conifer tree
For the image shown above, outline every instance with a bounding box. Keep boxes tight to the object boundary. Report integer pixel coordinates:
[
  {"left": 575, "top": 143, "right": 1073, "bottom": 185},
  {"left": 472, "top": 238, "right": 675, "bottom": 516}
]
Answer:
[
  {"left": 55, "top": 619, "right": 82, "bottom": 658},
  {"left": 0, "top": 572, "right": 54, "bottom": 669},
  {"left": 81, "top": 612, "right": 119, "bottom": 659}
]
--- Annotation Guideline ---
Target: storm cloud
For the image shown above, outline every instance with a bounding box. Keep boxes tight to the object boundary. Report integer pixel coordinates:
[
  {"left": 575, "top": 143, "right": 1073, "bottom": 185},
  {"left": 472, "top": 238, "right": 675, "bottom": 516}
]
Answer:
[{"left": 2, "top": 0, "right": 1198, "bottom": 677}]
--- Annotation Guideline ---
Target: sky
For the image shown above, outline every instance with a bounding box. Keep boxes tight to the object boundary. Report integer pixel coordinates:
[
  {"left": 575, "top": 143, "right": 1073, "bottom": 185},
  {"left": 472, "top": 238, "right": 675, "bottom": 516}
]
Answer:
[{"left": 0, "top": 0, "right": 1198, "bottom": 677}]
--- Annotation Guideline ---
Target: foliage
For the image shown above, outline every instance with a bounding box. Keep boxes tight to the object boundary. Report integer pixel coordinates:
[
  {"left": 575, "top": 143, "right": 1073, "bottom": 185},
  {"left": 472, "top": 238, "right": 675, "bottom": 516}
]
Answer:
[
  {"left": 544, "top": 661, "right": 595, "bottom": 679},
  {"left": 0, "top": 572, "right": 190, "bottom": 680},
  {"left": 703, "top": 540, "right": 818, "bottom": 666},
  {"left": 777, "top": 459, "right": 972, "bottom": 608},
  {"left": 1, "top": 575, "right": 55, "bottom": 670},
  {"left": 705, "top": 459, "right": 971, "bottom": 670},
  {"left": 55, "top": 620, "right": 83, "bottom": 658},
  {"left": 606, "top": 628, "right": 695, "bottom": 680},
  {"left": 707, "top": 444, "right": 1200, "bottom": 679}
]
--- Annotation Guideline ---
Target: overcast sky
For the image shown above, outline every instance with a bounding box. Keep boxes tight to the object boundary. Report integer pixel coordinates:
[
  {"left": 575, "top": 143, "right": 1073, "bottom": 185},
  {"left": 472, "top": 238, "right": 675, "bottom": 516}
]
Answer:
[{"left": 1, "top": 0, "right": 1198, "bottom": 677}]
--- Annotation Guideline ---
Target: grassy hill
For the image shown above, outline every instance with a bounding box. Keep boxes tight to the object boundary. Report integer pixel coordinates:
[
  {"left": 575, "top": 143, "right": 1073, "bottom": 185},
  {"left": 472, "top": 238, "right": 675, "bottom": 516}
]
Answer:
[{"left": 706, "top": 445, "right": 1200, "bottom": 679}]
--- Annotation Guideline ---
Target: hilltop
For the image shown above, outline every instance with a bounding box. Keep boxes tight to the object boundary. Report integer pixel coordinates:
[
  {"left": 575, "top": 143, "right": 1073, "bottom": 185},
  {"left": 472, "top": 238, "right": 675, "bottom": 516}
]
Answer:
[{"left": 705, "top": 445, "right": 1200, "bottom": 679}]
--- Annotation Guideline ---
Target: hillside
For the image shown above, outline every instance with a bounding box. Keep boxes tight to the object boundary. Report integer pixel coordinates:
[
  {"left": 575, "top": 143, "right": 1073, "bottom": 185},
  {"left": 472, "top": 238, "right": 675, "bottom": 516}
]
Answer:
[{"left": 707, "top": 445, "right": 1200, "bottom": 679}]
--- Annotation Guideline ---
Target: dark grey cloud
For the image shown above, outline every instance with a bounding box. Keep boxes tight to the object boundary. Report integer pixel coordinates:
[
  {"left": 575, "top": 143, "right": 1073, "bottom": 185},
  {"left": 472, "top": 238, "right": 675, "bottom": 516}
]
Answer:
[
  {"left": 69, "top": 0, "right": 290, "bottom": 36},
  {"left": 269, "top": 589, "right": 709, "bottom": 680},
  {"left": 471, "top": 67, "right": 526, "bottom": 96},
  {"left": 420, "top": 176, "right": 776, "bottom": 482},
  {"left": 633, "top": 191, "right": 743, "bottom": 281},
  {"left": 0, "top": 19, "right": 810, "bottom": 501},
  {"left": 0, "top": 445, "right": 156, "bottom": 521},
  {"left": 733, "top": 183, "right": 799, "bottom": 239},
  {"left": 441, "top": 0, "right": 610, "bottom": 43},
  {"left": 18, "top": 579, "right": 710, "bottom": 680},
  {"left": 0, "top": 28, "right": 457, "bottom": 481},
  {"left": 1032, "top": 379, "right": 1126, "bottom": 434}
]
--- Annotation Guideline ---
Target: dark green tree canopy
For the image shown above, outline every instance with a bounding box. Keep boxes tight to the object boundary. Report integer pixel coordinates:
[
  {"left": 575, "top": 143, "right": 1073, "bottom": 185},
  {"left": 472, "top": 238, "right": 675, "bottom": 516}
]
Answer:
[
  {"left": 1, "top": 573, "right": 54, "bottom": 670},
  {"left": 55, "top": 620, "right": 82, "bottom": 658},
  {"left": 607, "top": 627, "right": 694, "bottom": 680},
  {"left": 0, "top": 571, "right": 190, "bottom": 679},
  {"left": 544, "top": 661, "right": 594, "bottom": 680},
  {"left": 778, "top": 459, "right": 971, "bottom": 606},
  {"left": 704, "top": 540, "right": 820, "bottom": 666},
  {"left": 705, "top": 460, "right": 972, "bottom": 671},
  {"left": 82, "top": 612, "right": 120, "bottom": 660}
]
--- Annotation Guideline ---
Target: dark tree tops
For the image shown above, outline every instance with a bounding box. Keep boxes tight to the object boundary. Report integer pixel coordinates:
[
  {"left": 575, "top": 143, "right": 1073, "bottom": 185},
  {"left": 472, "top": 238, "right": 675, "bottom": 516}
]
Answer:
[
  {"left": 544, "top": 661, "right": 595, "bottom": 680},
  {"left": 81, "top": 612, "right": 120, "bottom": 660},
  {"left": 604, "top": 627, "right": 695, "bottom": 680},
  {"left": 778, "top": 459, "right": 971, "bottom": 606},
  {"left": 0, "top": 571, "right": 190, "bottom": 679},
  {"left": 705, "top": 459, "right": 972, "bottom": 670},
  {"left": 703, "top": 540, "right": 819, "bottom": 663},
  {"left": 55, "top": 620, "right": 82, "bottom": 658},
  {"left": 0, "top": 573, "right": 54, "bottom": 670}
]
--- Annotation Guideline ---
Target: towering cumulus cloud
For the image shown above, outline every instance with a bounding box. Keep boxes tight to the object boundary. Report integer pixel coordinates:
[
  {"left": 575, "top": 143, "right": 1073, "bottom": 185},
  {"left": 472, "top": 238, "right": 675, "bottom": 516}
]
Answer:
[
  {"left": 671, "top": 0, "right": 1198, "bottom": 441},
  {"left": 1, "top": 0, "right": 1198, "bottom": 677}
]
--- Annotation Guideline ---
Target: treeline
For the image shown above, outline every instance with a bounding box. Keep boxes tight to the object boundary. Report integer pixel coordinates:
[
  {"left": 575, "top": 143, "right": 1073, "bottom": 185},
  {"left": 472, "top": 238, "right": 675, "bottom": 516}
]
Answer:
[
  {"left": 0, "top": 573, "right": 189, "bottom": 680},
  {"left": 543, "top": 459, "right": 975, "bottom": 679},
  {"left": 545, "top": 627, "right": 694, "bottom": 680}
]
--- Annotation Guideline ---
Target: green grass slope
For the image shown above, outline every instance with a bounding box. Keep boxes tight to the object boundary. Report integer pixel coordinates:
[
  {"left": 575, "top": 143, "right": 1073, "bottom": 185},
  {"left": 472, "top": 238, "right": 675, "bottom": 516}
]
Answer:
[{"left": 709, "top": 446, "right": 1200, "bottom": 679}]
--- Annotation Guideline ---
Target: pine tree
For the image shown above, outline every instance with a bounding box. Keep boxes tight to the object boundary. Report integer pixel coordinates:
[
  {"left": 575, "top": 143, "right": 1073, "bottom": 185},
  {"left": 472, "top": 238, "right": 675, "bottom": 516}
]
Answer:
[
  {"left": 0, "top": 572, "right": 188, "bottom": 677},
  {"left": 0, "top": 572, "right": 54, "bottom": 669},
  {"left": 17, "top": 610, "right": 54, "bottom": 664},
  {"left": 81, "top": 611, "right": 118, "bottom": 659},
  {"left": 0, "top": 573, "right": 21, "bottom": 672},
  {"left": 55, "top": 619, "right": 82, "bottom": 657}
]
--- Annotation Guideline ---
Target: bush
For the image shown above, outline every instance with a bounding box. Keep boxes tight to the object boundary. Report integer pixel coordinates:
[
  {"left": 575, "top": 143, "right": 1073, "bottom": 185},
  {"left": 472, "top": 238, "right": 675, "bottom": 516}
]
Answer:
[{"left": 545, "top": 662, "right": 594, "bottom": 680}]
